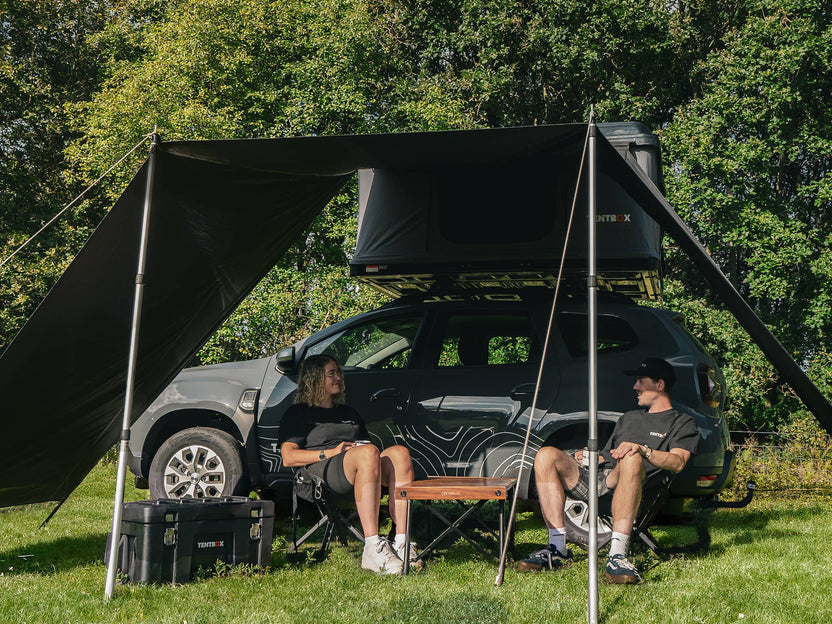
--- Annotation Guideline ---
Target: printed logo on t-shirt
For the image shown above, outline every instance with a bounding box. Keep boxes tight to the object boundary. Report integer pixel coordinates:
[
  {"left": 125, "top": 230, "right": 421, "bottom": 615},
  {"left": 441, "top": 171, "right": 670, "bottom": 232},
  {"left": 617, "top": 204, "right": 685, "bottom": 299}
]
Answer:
[{"left": 649, "top": 431, "right": 667, "bottom": 439}]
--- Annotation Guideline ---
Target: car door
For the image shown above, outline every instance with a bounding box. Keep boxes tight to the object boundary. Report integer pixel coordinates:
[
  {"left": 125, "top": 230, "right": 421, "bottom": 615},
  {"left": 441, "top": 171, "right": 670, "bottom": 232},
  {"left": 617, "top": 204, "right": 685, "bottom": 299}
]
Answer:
[{"left": 402, "top": 308, "right": 558, "bottom": 479}]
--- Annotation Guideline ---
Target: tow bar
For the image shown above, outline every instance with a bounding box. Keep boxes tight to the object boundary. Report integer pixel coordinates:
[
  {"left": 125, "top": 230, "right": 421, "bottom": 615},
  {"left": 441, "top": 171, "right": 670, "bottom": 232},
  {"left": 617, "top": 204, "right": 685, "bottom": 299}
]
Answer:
[{"left": 698, "top": 481, "right": 757, "bottom": 509}]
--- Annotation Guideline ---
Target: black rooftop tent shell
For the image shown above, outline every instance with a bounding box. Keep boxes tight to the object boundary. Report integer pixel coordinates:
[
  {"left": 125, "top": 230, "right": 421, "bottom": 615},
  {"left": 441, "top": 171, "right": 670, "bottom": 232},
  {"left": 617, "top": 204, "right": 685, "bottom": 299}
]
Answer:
[
  {"left": 0, "top": 124, "right": 829, "bottom": 509},
  {"left": 352, "top": 122, "right": 664, "bottom": 299}
]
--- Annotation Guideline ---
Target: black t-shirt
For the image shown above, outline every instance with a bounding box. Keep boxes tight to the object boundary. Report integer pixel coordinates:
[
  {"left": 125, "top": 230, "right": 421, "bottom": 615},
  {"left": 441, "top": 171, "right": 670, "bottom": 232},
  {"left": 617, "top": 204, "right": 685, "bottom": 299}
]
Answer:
[
  {"left": 601, "top": 408, "right": 699, "bottom": 479},
  {"left": 278, "top": 403, "right": 370, "bottom": 452}
]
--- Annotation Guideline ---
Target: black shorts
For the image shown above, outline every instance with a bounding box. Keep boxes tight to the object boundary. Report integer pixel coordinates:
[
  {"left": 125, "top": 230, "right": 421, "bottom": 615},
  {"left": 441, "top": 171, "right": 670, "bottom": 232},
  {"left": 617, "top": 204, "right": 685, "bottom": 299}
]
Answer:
[
  {"left": 306, "top": 451, "right": 353, "bottom": 495},
  {"left": 565, "top": 465, "right": 614, "bottom": 500}
]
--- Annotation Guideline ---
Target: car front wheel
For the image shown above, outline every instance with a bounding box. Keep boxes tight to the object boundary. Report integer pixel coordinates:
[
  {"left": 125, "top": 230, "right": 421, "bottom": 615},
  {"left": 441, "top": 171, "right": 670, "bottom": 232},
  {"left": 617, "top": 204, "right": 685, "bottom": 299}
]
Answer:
[{"left": 148, "top": 428, "right": 249, "bottom": 499}]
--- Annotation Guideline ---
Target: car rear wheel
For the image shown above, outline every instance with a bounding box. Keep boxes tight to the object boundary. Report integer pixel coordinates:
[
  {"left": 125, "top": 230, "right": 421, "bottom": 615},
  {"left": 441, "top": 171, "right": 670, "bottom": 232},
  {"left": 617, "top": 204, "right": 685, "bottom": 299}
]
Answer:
[
  {"left": 149, "top": 428, "right": 249, "bottom": 499},
  {"left": 563, "top": 495, "right": 614, "bottom": 549},
  {"left": 561, "top": 447, "right": 614, "bottom": 549}
]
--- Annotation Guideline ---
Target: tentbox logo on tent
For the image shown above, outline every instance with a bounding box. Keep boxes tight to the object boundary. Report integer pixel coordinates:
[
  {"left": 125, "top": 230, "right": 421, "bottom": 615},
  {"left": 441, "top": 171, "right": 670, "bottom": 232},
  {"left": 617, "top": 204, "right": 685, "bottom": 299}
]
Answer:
[{"left": 596, "top": 213, "right": 631, "bottom": 223}]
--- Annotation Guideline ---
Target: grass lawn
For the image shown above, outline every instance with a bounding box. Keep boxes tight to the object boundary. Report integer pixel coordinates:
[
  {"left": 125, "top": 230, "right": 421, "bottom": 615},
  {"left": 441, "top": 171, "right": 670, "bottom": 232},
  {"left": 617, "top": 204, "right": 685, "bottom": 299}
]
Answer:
[{"left": 1, "top": 461, "right": 830, "bottom": 624}]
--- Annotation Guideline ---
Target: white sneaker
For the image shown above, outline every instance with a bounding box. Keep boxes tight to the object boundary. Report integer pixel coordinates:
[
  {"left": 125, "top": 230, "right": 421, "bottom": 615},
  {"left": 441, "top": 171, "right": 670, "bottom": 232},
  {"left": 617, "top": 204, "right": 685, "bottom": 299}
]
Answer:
[
  {"left": 394, "top": 540, "right": 424, "bottom": 571},
  {"left": 361, "top": 539, "right": 403, "bottom": 575}
]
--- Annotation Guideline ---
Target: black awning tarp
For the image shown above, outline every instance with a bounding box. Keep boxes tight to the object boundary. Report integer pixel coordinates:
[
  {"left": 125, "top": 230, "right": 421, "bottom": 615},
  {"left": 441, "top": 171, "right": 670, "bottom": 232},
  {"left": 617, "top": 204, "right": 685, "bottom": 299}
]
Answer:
[
  {"left": 0, "top": 148, "right": 351, "bottom": 507},
  {"left": 1, "top": 124, "right": 829, "bottom": 508}
]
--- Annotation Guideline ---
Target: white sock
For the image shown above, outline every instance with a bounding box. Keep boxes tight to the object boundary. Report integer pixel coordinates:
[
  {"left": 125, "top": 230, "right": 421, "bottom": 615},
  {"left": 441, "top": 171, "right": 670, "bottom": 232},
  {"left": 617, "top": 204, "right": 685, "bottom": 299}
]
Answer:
[
  {"left": 609, "top": 532, "right": 630, "bottom": 558},
  {"left": 548, "top": 527, "right": 567, "bottom": 555},
  {"left": 393, "top": 534, "right": 407, "bottom": 547},
  {"left": 364, "top": 534, "right": 382, "bottom": 547}
]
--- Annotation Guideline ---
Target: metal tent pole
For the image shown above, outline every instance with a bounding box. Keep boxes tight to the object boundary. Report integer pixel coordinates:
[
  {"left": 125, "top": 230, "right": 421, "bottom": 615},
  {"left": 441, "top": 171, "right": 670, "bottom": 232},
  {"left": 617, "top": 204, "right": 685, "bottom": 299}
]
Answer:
[
  {"left": 587, "top": 112, "right": 599, "bottom": 624},
  {"left": 104, "top": 131, "right": 160, "bottom": 600}
]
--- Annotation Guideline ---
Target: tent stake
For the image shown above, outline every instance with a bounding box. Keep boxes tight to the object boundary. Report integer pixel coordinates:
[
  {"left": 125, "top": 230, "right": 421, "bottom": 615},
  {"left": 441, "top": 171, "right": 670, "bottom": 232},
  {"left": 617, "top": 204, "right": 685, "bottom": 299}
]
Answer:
[{"left": 104, "top": 131, "right": 160, "bottom": 600}]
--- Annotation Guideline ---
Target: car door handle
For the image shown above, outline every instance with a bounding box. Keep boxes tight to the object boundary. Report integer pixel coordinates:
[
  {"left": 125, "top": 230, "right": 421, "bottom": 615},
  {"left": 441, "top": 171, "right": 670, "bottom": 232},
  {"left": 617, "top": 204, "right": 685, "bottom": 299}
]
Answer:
[
  {"left": 510, "top": 383, "right": 537, "bottom": 400},
  {"left": 371, "top": 388, "right": 400, "bottom": 401}
]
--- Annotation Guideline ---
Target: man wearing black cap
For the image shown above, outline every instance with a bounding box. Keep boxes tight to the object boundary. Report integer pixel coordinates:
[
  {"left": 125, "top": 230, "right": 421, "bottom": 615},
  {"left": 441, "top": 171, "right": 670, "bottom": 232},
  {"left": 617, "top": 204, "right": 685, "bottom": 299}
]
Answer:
[{"left": 517, "top": 357, "right": 699, "bottom": 584}]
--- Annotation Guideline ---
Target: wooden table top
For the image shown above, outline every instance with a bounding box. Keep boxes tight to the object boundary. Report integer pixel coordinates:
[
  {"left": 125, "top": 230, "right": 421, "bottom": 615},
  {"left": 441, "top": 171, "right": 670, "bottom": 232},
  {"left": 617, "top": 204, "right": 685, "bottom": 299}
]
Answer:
[{"left": 396, "top": 476, "right": 516, "bottom": 500}]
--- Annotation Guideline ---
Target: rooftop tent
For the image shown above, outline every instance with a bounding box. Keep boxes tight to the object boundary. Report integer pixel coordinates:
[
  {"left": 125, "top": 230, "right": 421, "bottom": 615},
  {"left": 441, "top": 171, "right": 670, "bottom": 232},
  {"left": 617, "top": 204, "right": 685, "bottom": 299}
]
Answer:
[
  {"left": 353, "top": 122, "right": 664, "bottom": 299},
  {"left": 0, "top": 124, "right": 830, "bottom": 509}
]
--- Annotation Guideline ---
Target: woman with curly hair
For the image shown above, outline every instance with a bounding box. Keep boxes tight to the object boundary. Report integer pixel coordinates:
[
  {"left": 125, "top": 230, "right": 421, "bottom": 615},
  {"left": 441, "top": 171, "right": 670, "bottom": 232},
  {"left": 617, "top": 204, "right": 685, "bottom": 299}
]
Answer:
[{"left": 279, "top": 354, "right": 418, "bottom": 574}]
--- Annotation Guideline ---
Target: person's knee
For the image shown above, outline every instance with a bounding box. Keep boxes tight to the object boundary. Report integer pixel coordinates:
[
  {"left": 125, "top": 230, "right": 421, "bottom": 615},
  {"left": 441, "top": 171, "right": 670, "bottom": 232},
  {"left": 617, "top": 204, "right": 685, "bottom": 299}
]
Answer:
[
  {"left": 381, "top": 445, "right": 414, "bottom": 476},
  {"left": 534, "top": 446, "right": 572, "bottom": 480},
  {"left": 618, "top": 453, "right": 645, "bottom": 480},
  {"left": 534, "top": 446, "right": 563, "bottom": 468},
  {"left": 384, "top": 444, "right": 412, "bottom": 463},
  {"left": 351, "top": 443, "right": 381, "bottom": 473}
]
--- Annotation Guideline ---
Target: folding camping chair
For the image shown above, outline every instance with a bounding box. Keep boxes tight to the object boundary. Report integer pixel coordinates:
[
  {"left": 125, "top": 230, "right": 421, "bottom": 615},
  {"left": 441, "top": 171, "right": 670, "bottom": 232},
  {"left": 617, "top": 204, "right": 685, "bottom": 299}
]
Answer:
[{"left": 288, "top": 467, "right": 364, "bottom": 558}]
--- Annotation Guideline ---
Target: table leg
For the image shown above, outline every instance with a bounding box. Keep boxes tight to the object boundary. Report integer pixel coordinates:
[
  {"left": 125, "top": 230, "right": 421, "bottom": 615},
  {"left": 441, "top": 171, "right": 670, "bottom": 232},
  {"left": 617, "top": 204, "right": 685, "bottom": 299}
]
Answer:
[
  {"left": 498, "top": 499, "right": 505, "bottom": 556},
  {"left": 402, "top": 499, "right": 412, "bottom": 575}
]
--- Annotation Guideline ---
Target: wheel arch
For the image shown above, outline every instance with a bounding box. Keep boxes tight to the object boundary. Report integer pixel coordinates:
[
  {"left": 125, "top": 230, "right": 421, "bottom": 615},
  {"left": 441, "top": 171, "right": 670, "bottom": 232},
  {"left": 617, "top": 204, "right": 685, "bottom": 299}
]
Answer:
[
  {"left": 527, "top": 417, "right": 619, "bottom": 499},
  {"left": 140, "top": 409, "right": 246, "bottom": 478}
]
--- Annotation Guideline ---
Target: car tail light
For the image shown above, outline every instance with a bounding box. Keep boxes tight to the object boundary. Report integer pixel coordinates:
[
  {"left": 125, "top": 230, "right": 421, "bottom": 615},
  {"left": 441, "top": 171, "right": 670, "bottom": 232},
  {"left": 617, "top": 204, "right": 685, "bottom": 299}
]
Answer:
[
  {"left": 697, "top": 474, "right": 718, "bottom": 488},
  {"left": 697, "top": 365, "right": 723, "bottom": 408}
]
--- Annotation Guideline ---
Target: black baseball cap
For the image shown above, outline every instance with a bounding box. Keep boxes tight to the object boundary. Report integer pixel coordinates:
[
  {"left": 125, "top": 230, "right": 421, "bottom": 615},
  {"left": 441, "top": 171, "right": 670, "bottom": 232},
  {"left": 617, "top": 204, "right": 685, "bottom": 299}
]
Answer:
[{"left": 623, "top": 357, "right": 676, "bottom": 386}]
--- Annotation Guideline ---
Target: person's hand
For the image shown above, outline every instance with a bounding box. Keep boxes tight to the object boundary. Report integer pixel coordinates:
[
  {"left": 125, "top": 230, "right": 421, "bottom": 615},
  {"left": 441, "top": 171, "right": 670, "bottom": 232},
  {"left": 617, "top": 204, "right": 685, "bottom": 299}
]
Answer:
[
  {"left": 610, "top": 441, "right": 643, "bottom": 460},
  {"left": 574, "top": 449, "right": 606, "bottom": 465},
  {"left": 335, "top": 441, "right": 356, "bottom": 454}
]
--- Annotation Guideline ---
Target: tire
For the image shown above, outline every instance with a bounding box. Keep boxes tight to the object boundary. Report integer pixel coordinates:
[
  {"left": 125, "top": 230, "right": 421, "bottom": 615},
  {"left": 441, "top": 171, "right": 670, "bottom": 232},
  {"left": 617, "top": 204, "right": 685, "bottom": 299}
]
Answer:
[
  {"left": 148, "top": 427, "right": 249, "bottom": 499},
  {"left": 563, "top": 495, "right": 614, "bottom": 549},
  {"left": 561, "top": 447, "right": 614, "bottom": 549}
]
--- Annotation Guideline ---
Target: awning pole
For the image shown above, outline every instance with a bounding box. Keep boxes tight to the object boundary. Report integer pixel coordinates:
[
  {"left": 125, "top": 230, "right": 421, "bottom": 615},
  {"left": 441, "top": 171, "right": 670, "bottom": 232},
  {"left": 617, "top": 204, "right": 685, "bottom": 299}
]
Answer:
[
  {"left": 104, "top": 131, "right": 160, "bottom": 600},
  {"left": 587, "top": 110, "right": 600, "bottom": 624}
]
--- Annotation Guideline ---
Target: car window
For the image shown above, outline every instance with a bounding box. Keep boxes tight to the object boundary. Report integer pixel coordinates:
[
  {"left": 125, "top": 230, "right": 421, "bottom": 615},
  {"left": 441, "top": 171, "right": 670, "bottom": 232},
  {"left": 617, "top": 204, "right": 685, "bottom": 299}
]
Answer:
[
  {"left": 434, "top": 313, "right": 538, "bottom": 367},
  {"left": 557, "top": 312, "right": 639, "bottom": 356},
  {"left": 305, "top": 315, "right": 422, "bottom": 370}
]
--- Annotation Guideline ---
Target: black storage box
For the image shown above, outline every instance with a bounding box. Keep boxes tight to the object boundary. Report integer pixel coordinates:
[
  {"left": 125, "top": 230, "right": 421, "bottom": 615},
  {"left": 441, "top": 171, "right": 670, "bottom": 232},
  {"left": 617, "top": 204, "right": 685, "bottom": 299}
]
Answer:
[{"left": 105, "top": 496, "right": 274, "bottom": 584}]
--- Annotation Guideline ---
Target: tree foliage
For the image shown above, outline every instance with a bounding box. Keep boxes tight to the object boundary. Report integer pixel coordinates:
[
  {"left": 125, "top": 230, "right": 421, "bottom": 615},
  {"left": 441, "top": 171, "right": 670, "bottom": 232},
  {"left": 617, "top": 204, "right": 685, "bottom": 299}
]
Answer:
[
  {"left": 2, "top": 0, "right": 831, "bottom": 430},
  {"left": 0, "top": 0, "right": 112, "bottom": 347},
  {"left": 662, "top": 0, "right": 832, "bottom": 428}
]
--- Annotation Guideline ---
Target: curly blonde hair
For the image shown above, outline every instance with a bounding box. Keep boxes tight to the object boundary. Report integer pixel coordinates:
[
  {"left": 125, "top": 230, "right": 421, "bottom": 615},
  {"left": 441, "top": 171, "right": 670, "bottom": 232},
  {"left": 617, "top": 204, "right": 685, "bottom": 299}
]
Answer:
[{"left": 294, "top": 354, "right": 346, "bottom": 407}]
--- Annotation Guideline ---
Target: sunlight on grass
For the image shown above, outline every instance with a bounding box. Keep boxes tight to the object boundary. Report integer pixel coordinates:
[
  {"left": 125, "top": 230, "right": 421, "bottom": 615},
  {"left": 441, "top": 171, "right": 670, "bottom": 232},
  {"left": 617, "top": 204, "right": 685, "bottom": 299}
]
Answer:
[{"left": 1, "top": 463, "right": 830, "bottom": 623}]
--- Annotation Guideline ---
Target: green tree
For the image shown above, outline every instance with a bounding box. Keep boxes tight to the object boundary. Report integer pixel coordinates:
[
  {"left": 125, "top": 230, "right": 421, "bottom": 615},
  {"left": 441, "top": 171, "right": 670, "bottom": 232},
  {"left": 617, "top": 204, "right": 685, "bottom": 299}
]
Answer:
[
  {"left": 66, "top": 0, "right": 478, "bottom": 363},
  {"left": 661, "top": 0, "right": 832, "bottom": 429},
  {"left": 0, "top": 0, "right": 114, "bottom": 349},
  {"left": 376, "top": 0, "right": 749, "bottom": 127}
]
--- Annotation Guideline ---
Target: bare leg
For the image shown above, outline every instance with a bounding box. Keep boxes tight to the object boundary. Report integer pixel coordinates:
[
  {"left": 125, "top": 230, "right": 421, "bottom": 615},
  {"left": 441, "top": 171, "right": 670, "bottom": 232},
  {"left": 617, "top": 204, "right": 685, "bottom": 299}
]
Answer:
[
  {"left": 533, "top": 446, "right": 581, "bottom": 529},
  {"left": 380, "top": 445, "right": 414, "bottom": 535},
  {"left": 608, "top": 453, "right": 645, "bottom": 535},
  {"left": 342, "top": 444, "right": 382, "bottom": 536}
]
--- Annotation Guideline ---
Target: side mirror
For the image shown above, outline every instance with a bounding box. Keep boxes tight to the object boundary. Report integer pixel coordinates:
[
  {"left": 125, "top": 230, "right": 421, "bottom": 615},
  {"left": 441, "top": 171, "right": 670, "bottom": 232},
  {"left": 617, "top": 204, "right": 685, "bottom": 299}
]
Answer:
[{"left": 276, "top": 346, "right": 296, "bottom": 374}]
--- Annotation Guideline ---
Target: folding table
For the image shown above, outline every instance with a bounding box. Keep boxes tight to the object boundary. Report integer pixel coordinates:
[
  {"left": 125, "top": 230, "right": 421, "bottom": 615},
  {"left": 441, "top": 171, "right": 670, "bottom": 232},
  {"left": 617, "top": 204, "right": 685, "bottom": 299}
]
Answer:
[{"left": 397, "top": 476, "right": 516, "bottom": 574}]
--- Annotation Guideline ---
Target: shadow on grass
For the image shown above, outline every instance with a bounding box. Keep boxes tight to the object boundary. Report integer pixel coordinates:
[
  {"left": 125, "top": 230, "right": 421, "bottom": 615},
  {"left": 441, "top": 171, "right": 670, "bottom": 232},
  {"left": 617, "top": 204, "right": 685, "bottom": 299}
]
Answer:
[{"left": 0, "top": 532, "right": 108, "bottom": 575}]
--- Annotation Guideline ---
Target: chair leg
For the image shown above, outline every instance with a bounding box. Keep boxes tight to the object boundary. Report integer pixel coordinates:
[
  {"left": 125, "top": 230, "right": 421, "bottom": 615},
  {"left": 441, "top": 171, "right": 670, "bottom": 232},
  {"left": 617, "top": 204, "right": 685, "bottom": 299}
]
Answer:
[
  {"left": 289, "top": 513, "right": 331, "bottom": 553},
  {"left": 319, "top": 516, "right": 336, "bottom": 557},
  {"left": 634, "top": 527, "right": 665, "bottom": 558}
]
